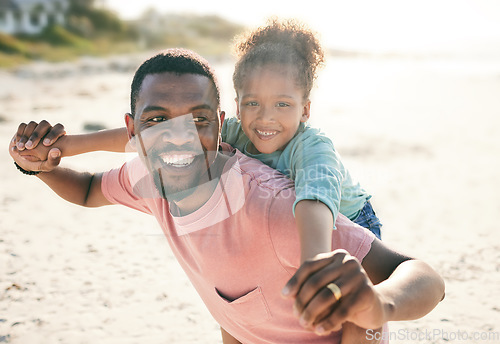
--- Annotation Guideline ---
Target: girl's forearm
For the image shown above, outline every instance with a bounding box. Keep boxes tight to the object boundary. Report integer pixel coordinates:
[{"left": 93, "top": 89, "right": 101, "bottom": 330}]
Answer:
[
  {"left": 62, "top": 127, "right": 129, "bottom": 156},
  {"left": 294, "top": 200, "right": 334, "bottom": 263}
]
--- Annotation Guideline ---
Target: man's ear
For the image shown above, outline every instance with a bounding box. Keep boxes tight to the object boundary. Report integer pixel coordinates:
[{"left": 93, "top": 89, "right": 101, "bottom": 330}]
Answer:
[
  {"left": 219, "top": 110, "right": 226, "bottom": 127},
  {"left": 125, "top": 113, "right": 135, "bottom": 139},
  {"left": 124, "top": 113, "right": 137, "bottom": 151},
  {"left": 301, "top": 100, "right": 311, "bottom": 122}
]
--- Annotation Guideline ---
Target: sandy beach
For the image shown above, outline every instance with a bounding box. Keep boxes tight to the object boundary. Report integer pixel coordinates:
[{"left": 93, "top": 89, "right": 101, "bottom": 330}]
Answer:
[{"left": 1, "top": 52, "right": 499, "bottom": 343}]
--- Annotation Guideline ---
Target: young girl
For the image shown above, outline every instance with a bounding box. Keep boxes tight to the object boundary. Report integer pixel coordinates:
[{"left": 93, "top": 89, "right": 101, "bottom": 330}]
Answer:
[
  {"left": 224, "top": 20, "right": 383, "bottom": 343},
  {"left": 224, "top": 19, "right": 382, "bottom": 265}
]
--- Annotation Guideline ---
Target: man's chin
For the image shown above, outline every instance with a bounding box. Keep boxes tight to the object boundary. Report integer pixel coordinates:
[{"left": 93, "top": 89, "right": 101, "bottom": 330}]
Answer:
[{"left": 152, "top": 171, "right": 198, "bottom": 201}]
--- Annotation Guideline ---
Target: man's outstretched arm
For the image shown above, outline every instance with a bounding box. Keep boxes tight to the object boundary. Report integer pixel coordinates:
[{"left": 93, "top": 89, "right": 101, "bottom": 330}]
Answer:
[
  {"left": 282, "top": 239, "right": 444, "bottom": 334},
  {"left": 9, "top": 133, "right": 111, "bottom": 208},
  {"left": 37, "top": 167, "right": 110, "bottom": 207}
]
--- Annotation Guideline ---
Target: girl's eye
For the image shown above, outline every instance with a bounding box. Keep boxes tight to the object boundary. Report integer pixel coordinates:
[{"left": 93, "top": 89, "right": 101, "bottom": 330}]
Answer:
[
  {"left": 245, "top": 101, "right": 259, "bottom": 107},
  {"left": 276, "top": 102, "right": 289, "bottom": 107}
]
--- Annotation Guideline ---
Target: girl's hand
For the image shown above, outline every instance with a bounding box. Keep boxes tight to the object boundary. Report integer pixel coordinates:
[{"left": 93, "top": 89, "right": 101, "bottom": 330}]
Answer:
[{"left": 281, "top": 249, "right": 388, "bottom": 335}]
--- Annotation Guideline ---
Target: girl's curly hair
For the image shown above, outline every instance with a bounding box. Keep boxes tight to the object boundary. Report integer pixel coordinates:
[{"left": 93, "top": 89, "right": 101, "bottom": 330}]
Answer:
[{"left": 233, "top": 18, "right": 325, "bottom": 100}]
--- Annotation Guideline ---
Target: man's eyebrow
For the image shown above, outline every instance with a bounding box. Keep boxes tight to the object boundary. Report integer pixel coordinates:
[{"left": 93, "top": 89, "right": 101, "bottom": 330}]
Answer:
[
  {"left": 191, "top": 104, "right": 213, "bottom": 110},
  {"left": 142, "top": 105, "right": 168, "bottom": 113},
  {"left": 191, "top": 104, "right": 216, "bottom": 112}
]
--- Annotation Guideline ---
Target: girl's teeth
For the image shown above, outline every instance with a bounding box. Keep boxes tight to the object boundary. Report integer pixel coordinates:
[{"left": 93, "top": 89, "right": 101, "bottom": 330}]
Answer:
[{"left": 257, "top": 130, "right": 277, "bottom": 136}]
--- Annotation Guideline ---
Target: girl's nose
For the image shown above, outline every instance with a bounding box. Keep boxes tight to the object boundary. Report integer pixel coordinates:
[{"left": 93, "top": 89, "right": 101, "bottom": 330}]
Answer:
[{"left": 257, "top": 106, "right": 275, "bottom": 123}]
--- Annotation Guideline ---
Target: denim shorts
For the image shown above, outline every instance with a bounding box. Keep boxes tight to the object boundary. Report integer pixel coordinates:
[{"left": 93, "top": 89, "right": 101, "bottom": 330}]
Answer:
[{"left": 352, "top": 200, "right": 382, "bottom": 239}]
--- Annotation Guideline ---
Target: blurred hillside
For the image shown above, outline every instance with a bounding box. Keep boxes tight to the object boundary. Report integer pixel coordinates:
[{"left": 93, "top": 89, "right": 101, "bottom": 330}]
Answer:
[
  {"left": 131, "top": 10, "right": 244, "bottom": 57},
  {"left": 0, "top": 0, "right": 245, "bottom": 68}
]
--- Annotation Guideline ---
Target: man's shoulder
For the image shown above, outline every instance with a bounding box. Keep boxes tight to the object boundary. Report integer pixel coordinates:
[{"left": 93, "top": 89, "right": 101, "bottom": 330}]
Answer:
[{"left": 221, "top": 143, "right": 295, "bottom": 196}]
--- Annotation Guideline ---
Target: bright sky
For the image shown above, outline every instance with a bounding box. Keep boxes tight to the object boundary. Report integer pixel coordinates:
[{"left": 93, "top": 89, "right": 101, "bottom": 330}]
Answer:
[{"left": 104, "top": 0, "right": 500, "bottom": 54}]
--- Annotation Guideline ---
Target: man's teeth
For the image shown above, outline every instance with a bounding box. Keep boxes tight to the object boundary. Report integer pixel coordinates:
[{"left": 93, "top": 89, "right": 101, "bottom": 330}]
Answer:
[
  {"left": 161, "top": 154, "right": 195, "bottom": 166},
  {"left": 256, "top": 129, "right": 277, "bottom": 136}
]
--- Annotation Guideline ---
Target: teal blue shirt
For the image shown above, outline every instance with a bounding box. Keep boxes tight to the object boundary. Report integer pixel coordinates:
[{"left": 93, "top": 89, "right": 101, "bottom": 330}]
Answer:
[{"left": 221, "top": 117, "right": 370, "bottom": 226}]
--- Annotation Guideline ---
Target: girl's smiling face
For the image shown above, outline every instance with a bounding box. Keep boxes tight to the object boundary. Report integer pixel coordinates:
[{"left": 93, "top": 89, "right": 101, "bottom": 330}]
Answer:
[{"left": 235, "top": 64, "right": 310, "bottom": 154}]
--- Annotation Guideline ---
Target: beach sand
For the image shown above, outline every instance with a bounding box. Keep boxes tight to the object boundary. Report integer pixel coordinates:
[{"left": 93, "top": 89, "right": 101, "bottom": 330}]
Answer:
[{"left": 1, "top": 53, "right": 499, "bottom": 343}]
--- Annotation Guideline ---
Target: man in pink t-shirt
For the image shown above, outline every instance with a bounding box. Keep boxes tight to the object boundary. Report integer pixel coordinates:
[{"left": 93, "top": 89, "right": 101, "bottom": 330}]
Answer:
[
  {"left": 100, "top": 145, "right": 377, "bottom": 343},
  {"left": 11, "top": 49, "right": 444, "bottom": 344}
]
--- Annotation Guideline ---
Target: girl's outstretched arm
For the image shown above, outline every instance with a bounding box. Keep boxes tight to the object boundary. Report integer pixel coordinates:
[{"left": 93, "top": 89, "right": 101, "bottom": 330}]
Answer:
[
  {"left": 15, "top": 120, "right": 129, "bottom": 159},
  {"left": 294, "top": 199, "right": 333, "bottom": 263}
]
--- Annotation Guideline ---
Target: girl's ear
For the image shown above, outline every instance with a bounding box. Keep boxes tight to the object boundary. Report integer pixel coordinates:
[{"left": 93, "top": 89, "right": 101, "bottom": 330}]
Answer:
[
  {"left": 301, "top": 100, "right": 311, "bottom": 122},
  {"left": 235, "top": 97, "right": 241, "bottom": 120}
]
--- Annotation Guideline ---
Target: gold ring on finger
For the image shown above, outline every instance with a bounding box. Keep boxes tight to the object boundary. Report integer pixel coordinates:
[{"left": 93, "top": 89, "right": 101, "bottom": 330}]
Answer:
[{"left": 326, "top": 282, "right": 342, "bottom": 301}]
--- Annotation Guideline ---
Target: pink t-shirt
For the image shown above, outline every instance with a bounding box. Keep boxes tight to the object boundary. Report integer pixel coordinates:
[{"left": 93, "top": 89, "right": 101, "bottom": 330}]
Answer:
[{"left": 102, "top": 145, "right": 378, "bottom": 344}]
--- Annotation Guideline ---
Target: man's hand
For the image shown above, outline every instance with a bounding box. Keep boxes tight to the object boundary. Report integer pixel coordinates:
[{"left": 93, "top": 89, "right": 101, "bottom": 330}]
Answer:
[
  {"left": 281, "top": 249, "right": 388, "bottom": 336},
  {"left": 10, "top": 120, "right": 66, "bottom": 173},
  {"left": 14, "top": 120, "right": 65, "bottom": 151}
]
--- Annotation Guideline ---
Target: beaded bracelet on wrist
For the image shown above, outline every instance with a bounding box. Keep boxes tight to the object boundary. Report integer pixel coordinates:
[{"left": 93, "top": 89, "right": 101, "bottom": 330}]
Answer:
[{"left": 14, "top": 162, "right": 41, "bottom": 175}]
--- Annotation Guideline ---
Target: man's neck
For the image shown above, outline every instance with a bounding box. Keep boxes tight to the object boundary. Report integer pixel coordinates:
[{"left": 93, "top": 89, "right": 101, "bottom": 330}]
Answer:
[{"left": 170, "top": 154, "right": 230, "bottom": 216}]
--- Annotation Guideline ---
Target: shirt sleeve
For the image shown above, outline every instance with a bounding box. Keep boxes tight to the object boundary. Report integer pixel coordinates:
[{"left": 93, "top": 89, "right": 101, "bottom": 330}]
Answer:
[
  {"left": 221, "top": 117, "right": 239, "bottom": 146},
  {"left": 289, "top": 132, "right": 345, "bottom": 228},
  {"left": 101, "top": 158, "right": 153, "bottom": 215},
  {"left": 332, "top": 214, "right": 376, "bottom": 262},
  {"left": 221, "top": 117, "right": 250, "bottom": 153}
]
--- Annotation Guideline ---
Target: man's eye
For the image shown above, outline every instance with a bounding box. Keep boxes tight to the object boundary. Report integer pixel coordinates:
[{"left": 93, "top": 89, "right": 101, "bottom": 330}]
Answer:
[
  {"left": 193, "top": 117, "right": 207, "bottom": 123},
  {"left": 149, "top": 117, "right": 166, "bottom": 123}
]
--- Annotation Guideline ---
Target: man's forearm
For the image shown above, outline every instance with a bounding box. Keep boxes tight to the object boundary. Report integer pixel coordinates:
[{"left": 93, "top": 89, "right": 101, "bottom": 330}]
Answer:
[
  {"left": 37, "top": 167, "right": 110, "bottom": 207},
  {"left": 375, "top": 259, "right": 445, "bottom": 323},
  {"left": 221, "top": 328, "right": 241, "bottom": 344}
]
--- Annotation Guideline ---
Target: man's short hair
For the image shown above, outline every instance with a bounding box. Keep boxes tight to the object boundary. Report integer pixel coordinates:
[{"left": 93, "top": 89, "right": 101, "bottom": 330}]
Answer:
[{"left": 130, "top": 48, "right": 221, "bottom": 116}]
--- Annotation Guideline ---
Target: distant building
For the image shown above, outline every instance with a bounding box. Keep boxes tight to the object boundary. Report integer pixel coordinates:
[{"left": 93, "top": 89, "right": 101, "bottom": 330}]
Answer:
[{"left": 0, "top": 0, "right": 69, "bottom": 35}]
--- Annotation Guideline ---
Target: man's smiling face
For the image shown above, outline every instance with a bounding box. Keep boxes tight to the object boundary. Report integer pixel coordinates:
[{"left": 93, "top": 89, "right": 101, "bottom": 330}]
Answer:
[{"left": 129, "top": 72, "right": 222, "bottom": 201}]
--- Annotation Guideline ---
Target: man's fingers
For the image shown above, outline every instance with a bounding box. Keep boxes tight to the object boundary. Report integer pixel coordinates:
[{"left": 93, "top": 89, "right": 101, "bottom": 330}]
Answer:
[
  {"left": 13, "top": 120, "right": 62, "bottom": 150},
  {"left": 43, "top": 123, "right": 66, "bottom": 146},
  {"left": 282, "top": 250, "right": 349, "bottom": 299},
  {"left": 293, "top": 261, "right": 344, "bottom": 316},
  {"left": 15, "top": 123, "right": 27, "bottom": 143},
  {"left": 15, "top": 122, "right": 32, "bottom": 150},
  {"left": 314, "top": 276, "right": 376, "bottom": 334},
  {"left": 25, "top": 120, "right": 52, "bottom": 149},
  {"left": 297, "top": 258, "right": 365, "bottom": 329}
]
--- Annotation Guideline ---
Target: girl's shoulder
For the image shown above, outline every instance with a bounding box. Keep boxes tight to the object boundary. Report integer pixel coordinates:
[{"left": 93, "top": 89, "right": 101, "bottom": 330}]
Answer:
[
  {"left": 296, "top": 124, "right": 335, "bottom": 147},
  {"left": 221, "top": 116, "right": 243, "bottom": 137}
]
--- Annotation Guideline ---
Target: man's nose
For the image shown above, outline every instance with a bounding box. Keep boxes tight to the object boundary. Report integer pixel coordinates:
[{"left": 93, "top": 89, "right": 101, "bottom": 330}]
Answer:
[{"left": 161, "top": 116, "right": 196, "bottom": 146}]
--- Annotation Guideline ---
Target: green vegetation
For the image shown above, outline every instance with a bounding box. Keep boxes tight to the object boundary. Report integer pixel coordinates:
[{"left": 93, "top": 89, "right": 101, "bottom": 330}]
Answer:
[
  {"left": 133, "top": 12, "right": 245, "bottom": 56},
  {"left": 0, "top": 1, "right": 245, "bottom": 68}
]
